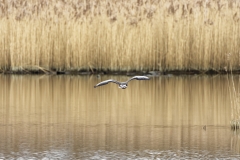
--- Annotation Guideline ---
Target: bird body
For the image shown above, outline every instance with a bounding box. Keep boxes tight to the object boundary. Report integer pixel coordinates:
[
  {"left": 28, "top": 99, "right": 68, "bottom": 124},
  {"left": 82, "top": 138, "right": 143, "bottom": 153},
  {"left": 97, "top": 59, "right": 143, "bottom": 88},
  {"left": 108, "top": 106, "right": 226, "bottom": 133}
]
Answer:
[{"left": 94, "top": 76, "right": 149, "bottom": 89}]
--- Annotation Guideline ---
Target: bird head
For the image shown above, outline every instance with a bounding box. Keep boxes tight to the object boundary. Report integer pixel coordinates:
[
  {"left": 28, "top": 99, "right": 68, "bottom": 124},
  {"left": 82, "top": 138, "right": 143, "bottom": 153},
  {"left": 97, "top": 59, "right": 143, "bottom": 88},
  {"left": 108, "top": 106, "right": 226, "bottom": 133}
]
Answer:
[{"left": 119, "top": 84, "right": 127, "bottom": 89}]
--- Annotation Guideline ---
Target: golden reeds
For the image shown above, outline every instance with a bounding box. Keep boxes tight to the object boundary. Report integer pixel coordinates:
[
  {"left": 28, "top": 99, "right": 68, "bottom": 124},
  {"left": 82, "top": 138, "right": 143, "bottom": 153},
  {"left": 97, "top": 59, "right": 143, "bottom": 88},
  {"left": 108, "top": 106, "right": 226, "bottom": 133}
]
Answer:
[
  {"left": 228, "top": 74, "right": 240, "bottom": 130},
  {"left": 0, "top": 0, "right": 240, "bottom": 72}
]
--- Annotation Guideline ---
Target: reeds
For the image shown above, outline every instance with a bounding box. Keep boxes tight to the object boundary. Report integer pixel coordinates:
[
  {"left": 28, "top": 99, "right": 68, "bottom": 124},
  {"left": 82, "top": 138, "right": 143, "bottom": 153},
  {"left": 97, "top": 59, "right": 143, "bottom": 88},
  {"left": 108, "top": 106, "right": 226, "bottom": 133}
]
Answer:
[
  {"left": 228, "top": 74, "right": 240, "bottom": 130},
  {"left": 231, "top": 130, "right": 240, "bottom": 153},
  {"left": 0, "top": 0, "right": 240, "bottom": 72}
]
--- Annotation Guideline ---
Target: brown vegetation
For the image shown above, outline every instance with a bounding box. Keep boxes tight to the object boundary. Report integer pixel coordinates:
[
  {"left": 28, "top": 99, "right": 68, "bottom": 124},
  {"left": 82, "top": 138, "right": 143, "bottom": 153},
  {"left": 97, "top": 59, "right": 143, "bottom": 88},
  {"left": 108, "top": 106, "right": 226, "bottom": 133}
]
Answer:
[
  {"left": 0, "top": 0, "right": 239, "bottom": 72},
  {"left": 229, "top": 74, "right": 240, "bottom": 130}
]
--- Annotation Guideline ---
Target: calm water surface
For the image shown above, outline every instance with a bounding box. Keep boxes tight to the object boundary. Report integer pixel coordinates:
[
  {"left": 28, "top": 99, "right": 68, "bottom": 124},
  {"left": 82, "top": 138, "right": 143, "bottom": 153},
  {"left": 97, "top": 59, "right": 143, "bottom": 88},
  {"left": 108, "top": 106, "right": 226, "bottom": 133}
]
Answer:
[{"left": 0, "top": 74, "right": 240, "bottom": 159}]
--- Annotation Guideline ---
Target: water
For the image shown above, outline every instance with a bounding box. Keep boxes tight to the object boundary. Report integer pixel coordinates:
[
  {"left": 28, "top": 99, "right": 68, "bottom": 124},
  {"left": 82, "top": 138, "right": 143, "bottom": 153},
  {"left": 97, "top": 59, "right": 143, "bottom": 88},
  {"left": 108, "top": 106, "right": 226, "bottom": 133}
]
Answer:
[{"left": 0, "top": 74, "right": 240, "bottom": 159}]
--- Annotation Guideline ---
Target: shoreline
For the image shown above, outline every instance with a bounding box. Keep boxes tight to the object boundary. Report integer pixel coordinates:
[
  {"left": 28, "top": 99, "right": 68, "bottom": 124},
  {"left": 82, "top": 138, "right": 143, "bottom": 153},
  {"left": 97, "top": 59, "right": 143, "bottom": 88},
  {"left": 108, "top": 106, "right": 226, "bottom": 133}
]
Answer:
[{"left": 1, "top": 69, "right": 240, "bottom": 76}]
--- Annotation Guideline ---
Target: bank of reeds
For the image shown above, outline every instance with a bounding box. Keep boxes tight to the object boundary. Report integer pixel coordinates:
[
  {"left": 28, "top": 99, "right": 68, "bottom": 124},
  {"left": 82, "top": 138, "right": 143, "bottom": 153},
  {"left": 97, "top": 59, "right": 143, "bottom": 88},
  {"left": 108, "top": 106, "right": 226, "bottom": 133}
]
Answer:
[
  {"left": 0, "top": 0, "right": 240, "bottom": 72},
  {"left": 228, "top": 73, "right": 240, "bottom": 130}
]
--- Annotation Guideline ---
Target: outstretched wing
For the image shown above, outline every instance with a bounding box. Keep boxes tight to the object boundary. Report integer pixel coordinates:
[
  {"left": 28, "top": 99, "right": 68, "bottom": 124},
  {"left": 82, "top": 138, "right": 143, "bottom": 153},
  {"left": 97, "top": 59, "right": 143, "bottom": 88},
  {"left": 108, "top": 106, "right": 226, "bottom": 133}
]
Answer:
[
  {"left": 126, "top": 76, "right": 150, "bottom": 83},
  {"left": 94, "top": 79, "right": 120, "bottom": 88}
]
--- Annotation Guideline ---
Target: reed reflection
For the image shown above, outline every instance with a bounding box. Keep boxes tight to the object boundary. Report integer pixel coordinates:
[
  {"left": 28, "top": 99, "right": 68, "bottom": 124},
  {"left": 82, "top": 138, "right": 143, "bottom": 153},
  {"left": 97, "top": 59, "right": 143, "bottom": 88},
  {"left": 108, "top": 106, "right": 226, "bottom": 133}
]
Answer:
[{"left": 0, "top": 75, "right": 237, "bottom": 158}]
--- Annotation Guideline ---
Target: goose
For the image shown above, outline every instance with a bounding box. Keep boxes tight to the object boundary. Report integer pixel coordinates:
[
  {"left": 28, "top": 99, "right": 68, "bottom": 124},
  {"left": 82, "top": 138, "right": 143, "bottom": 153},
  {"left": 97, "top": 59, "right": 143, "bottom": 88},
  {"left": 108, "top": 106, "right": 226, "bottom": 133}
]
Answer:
[{"left": 94, "top": 76, "right": 150, "bottom": 89}]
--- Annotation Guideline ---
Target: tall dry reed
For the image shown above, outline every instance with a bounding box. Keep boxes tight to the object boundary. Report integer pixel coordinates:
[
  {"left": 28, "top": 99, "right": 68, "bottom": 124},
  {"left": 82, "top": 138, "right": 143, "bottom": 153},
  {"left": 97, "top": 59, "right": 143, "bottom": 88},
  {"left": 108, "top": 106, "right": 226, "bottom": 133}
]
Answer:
[{"left": 0, "top": 0, "right": 240, "bottom": 72}]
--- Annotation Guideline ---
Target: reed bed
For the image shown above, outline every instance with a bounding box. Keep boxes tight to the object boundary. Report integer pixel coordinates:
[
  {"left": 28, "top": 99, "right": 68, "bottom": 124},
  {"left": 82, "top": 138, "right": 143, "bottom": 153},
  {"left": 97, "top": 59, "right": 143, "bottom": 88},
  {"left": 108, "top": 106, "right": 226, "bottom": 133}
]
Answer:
[
  {"left": 0, "top": 0, "right": 240, "bottom": 72},
  {"left": 228, "top": 74, "right": 240, "bottom": 130}
]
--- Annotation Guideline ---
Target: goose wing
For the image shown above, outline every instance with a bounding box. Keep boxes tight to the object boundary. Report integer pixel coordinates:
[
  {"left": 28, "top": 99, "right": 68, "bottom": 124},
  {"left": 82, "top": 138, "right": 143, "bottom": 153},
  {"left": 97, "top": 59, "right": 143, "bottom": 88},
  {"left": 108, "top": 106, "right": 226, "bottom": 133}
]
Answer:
[
  {"left": 94, "top": 79, "right": 120, "bottom": 88},
  {"left": 126, "top": 76, "right": 150, "bottom": 83}
]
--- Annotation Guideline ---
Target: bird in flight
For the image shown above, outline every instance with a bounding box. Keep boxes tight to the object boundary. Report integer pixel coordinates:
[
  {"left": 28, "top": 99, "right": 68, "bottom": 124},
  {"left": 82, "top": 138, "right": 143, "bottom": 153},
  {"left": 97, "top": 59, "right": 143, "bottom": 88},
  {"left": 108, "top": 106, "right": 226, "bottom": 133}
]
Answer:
[{"left": 94, "top": 76, "right": 150, "bottom": 89}]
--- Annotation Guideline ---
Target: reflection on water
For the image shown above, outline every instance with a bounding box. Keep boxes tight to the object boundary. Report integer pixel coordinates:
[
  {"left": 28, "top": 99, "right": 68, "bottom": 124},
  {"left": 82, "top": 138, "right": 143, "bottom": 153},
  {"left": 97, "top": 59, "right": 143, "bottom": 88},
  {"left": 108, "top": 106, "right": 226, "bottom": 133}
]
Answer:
[{"left": 0, "top": 74, "right": 239, "bottom": 159}]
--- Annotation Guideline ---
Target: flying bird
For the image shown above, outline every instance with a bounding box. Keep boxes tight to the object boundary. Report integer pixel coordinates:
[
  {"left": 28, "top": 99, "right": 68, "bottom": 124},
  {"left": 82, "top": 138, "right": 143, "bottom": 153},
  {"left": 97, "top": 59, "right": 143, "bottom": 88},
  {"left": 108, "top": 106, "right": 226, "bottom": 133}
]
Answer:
[{"left": 94, "top": 76, "right": 150, "bottom": 89}]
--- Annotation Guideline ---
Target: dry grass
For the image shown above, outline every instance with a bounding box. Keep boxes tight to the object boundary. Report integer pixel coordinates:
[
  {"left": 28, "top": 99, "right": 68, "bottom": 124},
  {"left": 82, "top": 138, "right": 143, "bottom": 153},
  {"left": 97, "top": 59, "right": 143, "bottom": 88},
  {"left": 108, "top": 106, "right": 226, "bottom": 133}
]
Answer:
[
  {"left": 228, "top": 74, "right": 240, "bottom": 130},
  {"left": 0, "top": 0, "right": 240, "bottom": 72}
]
